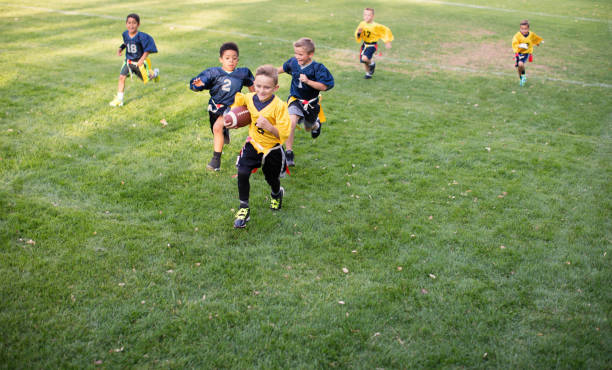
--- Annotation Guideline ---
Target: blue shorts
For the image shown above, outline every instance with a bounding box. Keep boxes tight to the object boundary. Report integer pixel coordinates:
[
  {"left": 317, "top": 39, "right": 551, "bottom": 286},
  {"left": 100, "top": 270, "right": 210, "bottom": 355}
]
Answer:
[
  {"left": 360, "top": 42, "right": 378, "bottom": 62},
  {"left": 515, "top": 53, "right": 530, "bottom": 67}
]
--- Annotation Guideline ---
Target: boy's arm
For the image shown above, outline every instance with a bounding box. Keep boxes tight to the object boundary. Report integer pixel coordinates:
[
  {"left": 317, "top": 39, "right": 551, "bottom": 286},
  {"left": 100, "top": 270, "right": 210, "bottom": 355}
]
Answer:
[
  {"left": 355, "top": 22, "right": 364, "bottom": 43},
  {"left": 275, "top": 103, "right": 291, "bottom": 144},
  {"left": 255, "top": 116, "right": 279, "bottom": 139},
  {"left": 379, "top": 24, "right": 394, "bottom": 47},
  {"left": 299, "top": 75, "right": 328, "bottom": 91},
  {"left": 532, "top": 32, "right": 543, "bottom": 46},
  {"left": 137, "top": 51, "right": 150, "bottom": 67},
  {"left": 511, "top": 34, "right": 520, "bottom": 53},
  {"left": 277, "top": 66, "right": 285, "bottom": 74},
  {"left": 189, "top": 70, "right": 210, "bottom": 91}
]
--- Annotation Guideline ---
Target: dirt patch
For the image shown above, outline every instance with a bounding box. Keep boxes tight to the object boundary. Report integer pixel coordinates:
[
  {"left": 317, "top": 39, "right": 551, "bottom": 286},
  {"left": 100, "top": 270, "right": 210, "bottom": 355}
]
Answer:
[{"left": 437, "top": 40, "right": 551, "bottom": 72}]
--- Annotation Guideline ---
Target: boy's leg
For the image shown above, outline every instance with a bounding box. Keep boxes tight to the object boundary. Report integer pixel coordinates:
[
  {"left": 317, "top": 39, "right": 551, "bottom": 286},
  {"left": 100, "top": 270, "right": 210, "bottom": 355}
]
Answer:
[
  {"left": 110, "top": 73, "right": 127, "bottom": 106},
  {"left": 284, "top": 114, "right": 300, "bottom": 167},
  {"left": 262, "top": 149, "right": 284, "bottom": 210},
  {"left": 234, "top": 143, "right": 261, "bottom": 228},
  {"left": 207, "top": 114, "right": 226, "bottom": 171}
]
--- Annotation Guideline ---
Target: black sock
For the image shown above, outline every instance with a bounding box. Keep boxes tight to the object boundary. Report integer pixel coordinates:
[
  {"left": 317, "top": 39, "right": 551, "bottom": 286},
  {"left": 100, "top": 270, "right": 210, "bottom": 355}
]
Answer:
[
  {"left": 521, "top": 71, "right": 525, "bottom": 75},
  {"left": 271, "top": 189, "right": 281, "bottom": 198},
  {"left": 239, "top": 200, "right": 249, "bottom": 209},
  {"left": 213, "top": 151, "right": 222, "bottom": 160}
]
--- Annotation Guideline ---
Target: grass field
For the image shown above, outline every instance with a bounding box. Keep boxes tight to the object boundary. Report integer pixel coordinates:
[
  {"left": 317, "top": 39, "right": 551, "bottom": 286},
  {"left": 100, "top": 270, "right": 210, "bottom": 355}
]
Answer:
[{"left": 1, "top": 0, "right": 611, "bottom": 367}]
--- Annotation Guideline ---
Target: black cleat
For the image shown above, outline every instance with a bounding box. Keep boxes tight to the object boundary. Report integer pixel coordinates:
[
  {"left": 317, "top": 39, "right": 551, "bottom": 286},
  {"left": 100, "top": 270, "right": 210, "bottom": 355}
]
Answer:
[
  {"left": 286, "top": 150, "right": 295, "bottom": 167},
  {"left": 233, "top": 207, "right": 250, "bottom": 228},
  {"left": 364, "top": 73, "right": 372, "bottom": 79},
  {"left": 270, "top": 187, "right": 284, "bottom": 210},
  {"left": 369, "top": 62, "right": 376, "bottom": 75},
  {"left": 311, "top": 120, "right": 322, "bottom": 139},
  {"left": 206, "top": 156, "right": 221, "bottom": 171}
]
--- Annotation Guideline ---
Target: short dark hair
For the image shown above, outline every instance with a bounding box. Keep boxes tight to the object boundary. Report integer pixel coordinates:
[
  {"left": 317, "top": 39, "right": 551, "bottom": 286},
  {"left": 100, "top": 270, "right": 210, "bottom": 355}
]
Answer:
[
  {"left": 365, "top": 7, "right": 375, "bottom": 14},
  {"left": 126, "top": 13, "right": 140, "bottom": 24},
  {"left": 220, "top": 42, "right": 239, "bottom": 57},
  {"left": 256, "top": 65, "right": 278, "bottom": 85},
  {"left": 520, "top": 19, "right": 529, "bottom": 27}
]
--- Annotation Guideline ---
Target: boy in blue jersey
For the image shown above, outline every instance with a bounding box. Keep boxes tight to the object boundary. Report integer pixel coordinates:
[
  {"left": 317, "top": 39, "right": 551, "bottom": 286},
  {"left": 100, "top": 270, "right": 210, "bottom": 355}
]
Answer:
[
  {"left": 109, "top": 14, "right": 159, "bottom": 107},
  {"left": 278, "top": 38, "right": 334, "bottom": 167},
  {"left": 190, "top": 42, "right": 255, "bottom": 171}
]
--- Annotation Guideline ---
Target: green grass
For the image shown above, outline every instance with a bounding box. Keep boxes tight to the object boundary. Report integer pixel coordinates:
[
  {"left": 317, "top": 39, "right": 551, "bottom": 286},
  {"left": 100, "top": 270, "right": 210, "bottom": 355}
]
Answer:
[{"left": 1, "top": 0, "right": 611, "bottom": 367}]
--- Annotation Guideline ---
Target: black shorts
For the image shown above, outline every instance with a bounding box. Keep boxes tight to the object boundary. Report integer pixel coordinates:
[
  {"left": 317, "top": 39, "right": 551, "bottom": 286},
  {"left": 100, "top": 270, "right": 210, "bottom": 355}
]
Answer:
[
  {"left": 208, "top": 105, "right": 230, "bottom": 132},
  {"left": 236, "top": 141, "right": 285, "bottom": 175},
  {"left": 120, "top": 62, "right": 144, "bottom": 79},
  {"left": 360, "top": 42, "right": 378, "bottom": 62},
  {"left": 515, "top": 53, "right": 530, "bottom": 67},
  {"left": 288, "top": 99, "right": 320, "bottom": 127}
]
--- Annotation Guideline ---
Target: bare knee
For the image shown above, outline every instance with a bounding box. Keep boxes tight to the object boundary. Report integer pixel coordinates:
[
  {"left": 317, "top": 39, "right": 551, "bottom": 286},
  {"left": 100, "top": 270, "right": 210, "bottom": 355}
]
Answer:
[{"left": 361, "top": 56, "right": 370, "bottom": 63}]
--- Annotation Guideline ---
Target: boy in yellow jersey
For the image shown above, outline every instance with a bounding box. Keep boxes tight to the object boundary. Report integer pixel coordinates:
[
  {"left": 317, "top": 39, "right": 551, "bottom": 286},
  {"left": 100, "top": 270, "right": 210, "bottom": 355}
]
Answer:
[
  {"left": 512, "top": 20, "right": 543, "bottom": 86},
  {"left": 228, "top": 65, "right": 291, "bottom": 228},
  {"left": 355, "top": 7, "right": 393, "bottom": 79}
]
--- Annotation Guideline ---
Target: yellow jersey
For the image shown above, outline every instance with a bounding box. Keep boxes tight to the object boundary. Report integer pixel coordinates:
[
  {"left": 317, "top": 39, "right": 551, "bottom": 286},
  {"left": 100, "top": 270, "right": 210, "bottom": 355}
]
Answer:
[
  {"left": 512, "top": 31, "right": 543, "bottom": 54},
  {"left": 355, "top": 21, "right": 394, "bottom": 44},
  {"left": 233, "top": 92, "right": 291, "bottom": 154}
]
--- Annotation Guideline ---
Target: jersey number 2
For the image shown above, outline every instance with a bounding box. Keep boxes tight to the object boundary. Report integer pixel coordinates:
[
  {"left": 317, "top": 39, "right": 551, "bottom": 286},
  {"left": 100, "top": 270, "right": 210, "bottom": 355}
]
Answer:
[{"left": 222, "top": 79, "right": 231, "bottom": 92}]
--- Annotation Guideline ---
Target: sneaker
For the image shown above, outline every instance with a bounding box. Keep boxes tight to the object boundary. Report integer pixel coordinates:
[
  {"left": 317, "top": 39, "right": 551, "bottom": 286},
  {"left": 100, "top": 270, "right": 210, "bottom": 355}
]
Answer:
[
  {"left": 223, "top": 127, "right": 230, "bottom": 145},
  {"left": 152, "top": 68, "right": 160, "bottom": 83},
  {"left": 364, "top": 73, "right": 372, "bottom": 79},
  {"left": 233, "top": 207, "right": 250, "bottom": 228},
  {"left": 286, "top": 150, "right": 295, "bottom": 167},
  {"left": 206, "top": 156, "right": 221, "bottom": 171},
  {"left": 520, "top": 75, "right": 526, "bottom": 86},
  {"left": 311, "top": 120, "right": 322, "bottom": 139},
  {"left": 109, "top": 97, "right": 123, "bottom": 107},
  {"left": 369, "top": 62, "right": 376, "bottom": 75},
  {"left": 270, "top": 187, "right": 284, "bottom": 210}
]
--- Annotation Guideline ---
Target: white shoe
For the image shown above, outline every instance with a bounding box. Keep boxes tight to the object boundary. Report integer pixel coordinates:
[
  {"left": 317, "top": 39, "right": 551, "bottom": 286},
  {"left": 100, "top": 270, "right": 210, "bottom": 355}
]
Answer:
[{"left": 109, "top": 97, "right": 123, "bottom": 107}]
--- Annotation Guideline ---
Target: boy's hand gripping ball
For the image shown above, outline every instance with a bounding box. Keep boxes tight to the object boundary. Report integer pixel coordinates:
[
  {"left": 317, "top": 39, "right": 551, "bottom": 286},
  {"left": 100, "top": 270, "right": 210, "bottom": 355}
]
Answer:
[{"left": 224, "top": 106, "right": 251, "bottom": 129}]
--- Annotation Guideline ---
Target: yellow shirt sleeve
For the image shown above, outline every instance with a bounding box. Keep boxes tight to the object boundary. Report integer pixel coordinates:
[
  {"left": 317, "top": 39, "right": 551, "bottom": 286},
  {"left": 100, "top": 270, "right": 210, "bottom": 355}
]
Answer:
[
  {"left": 355, "top": 21, "right": 366, "bottom": 43},
  {"left": 375, "top": 24, "right": 394, "bottom": 43},
  {"left": 512, "top": 32, "right": 521, "bottom": 54},
  {"left": 275, "top": 100, "right": 291, "bottom": 145},
  {"left": 231, "top": 92, "right": 246, "bottom": 108},
  {"left": 530, "top": 32, "right": 543, "bottom": 46}
]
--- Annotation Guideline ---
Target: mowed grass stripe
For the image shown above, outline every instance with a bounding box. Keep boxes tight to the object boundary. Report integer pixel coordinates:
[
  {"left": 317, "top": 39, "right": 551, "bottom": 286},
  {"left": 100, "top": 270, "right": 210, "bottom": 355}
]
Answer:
[{"left": 2, "top": 2, "right": 611, "bottom": 88}]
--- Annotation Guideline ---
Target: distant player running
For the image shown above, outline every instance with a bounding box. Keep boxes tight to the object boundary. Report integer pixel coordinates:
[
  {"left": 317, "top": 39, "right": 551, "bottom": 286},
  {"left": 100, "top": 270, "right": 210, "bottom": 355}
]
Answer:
[
  {"left": 354, "top": 7, "right": 393, "bottom": 79},
  {"left": 512, "top": 20, "right": 543, "bottom": 87},
  {"left": 109, "top": 13, "right": 159, "bottom": 107}
]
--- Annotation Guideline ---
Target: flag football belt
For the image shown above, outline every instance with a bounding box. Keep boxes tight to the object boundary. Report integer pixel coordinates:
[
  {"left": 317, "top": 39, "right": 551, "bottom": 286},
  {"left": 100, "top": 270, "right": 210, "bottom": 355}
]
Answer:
[
  {"left": 240, "top": 138, "right": 289, "bottom": 177},
  {"left": 207, "top": 98, "right": 225, "bottom": 114},
  {"left": 288, "top": 95, "right": 326, "bottom": 123},
  {"left": 126, "top": 58, "right": 152, "bottom": 84}
]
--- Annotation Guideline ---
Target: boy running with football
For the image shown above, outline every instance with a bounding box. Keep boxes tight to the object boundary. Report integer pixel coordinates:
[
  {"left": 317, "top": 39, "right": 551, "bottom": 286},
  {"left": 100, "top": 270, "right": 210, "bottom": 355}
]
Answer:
[
  {"left": 109, "top": 13, "right": 160, "bottom": 107},
  {"left": 190, "top": 42, "right": 255, "bottom": 171},
  {"left": 355, "top": 7, "right": 393, "bottom": 79},
  {"left": 229, "top": 65, "right": 291, "bottom": 228},
  {"left": 512, "top": 20, "right": 543, "bottom": 86},
  {"left": 278, "top": 38, "right": 334, "bottom": 167}
]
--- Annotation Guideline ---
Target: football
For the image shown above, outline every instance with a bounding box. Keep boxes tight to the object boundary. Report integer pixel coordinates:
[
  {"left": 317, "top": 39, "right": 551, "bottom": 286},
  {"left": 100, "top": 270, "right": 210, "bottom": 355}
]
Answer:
[{"left": 224, "top": 105, "right": 251, "bottom": 129}]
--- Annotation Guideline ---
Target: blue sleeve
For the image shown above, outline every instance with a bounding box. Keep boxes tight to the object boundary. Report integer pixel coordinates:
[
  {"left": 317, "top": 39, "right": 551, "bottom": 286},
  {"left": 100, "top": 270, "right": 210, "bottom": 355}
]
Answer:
[
  {"left": 122, "top": 31, "right": 128, "bottom": 43},
  {"left": 243, "top": 69, "right": 254, "bottom": 87},
  {"left": 141, "top": 33, "right": 158, "bottom": 54},
  {"left": 189, "top": 69, "right": 214, "bottom": 91},
  {"left": 315, "top": 63, "right": 334, "bottom": 90},
  {"left": 282, "top": 58, "right": 293, "bottom": 74}
]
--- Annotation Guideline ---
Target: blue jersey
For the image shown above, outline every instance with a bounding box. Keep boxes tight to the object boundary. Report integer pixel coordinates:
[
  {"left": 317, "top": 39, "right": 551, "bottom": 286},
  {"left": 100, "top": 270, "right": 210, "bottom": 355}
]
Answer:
[
  {"left": 122, "top": 31, "right": 157, "bottom": 61},
  {"left": 282, "top": 58, "right": 334, "bottom": 100},
  {"left": 189, "top": 67, "right": 254, "bottom": 108}
]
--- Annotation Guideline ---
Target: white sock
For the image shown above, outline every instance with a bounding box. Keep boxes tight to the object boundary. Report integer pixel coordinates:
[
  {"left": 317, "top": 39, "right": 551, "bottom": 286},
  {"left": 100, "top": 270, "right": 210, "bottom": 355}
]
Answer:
[
  {"left": 117, "top": 92, "right": 124, "bottom": 100},
  {"left": 370, "top": 62, "right": 375, "bottom": 66}
]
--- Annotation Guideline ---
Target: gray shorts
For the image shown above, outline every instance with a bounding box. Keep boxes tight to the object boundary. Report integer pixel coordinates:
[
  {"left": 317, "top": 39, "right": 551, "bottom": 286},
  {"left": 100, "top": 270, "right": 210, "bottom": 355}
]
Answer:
[{"left": 288, "top": 101, "right": 317, "bottom": 129}]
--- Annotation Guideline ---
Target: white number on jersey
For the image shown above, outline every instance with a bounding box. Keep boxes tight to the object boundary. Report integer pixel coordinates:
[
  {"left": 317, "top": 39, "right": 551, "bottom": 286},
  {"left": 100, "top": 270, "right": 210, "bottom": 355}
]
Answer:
[
  {"left": 222, "top": 78, "right": 231, "bottom": 92},
  {"left": 127, "top": 44, "right": 137, "bottom": 54}
]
